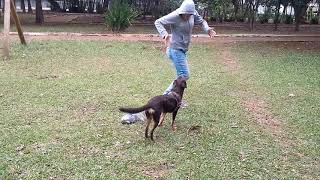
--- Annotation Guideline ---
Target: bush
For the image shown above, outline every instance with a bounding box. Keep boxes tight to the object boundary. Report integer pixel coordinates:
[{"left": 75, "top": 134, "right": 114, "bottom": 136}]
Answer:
[
  {"left": 258, "top": 13, "right": 272, "bottom": 24},
  {"left": 224, "top": 14, "right": 235, "bottom": 22},
  {"left": 310, "top": 16, "right": 319, "bottom": 24},
  {"left": 209, "top": 16, "right": 217, "bottom": 22},
  {"left": 235, "top": 14, "right": 245, "bottom": 22},
  {"left": 104, "top": 0, "right": 138, "bottom": 32},
  {"left": 284, "top": 15, "right": 293, "bottom": 24}
]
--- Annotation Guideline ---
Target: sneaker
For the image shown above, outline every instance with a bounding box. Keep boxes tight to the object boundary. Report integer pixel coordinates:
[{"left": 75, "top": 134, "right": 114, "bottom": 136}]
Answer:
[{"left": 121, "top": 112, "right": 146, "bottom": 124}]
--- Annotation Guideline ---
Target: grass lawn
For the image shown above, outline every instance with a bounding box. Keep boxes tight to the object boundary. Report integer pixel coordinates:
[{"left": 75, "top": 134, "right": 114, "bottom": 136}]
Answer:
[{"left": 0, "top": 40, "right": 319, "bottom": 179}]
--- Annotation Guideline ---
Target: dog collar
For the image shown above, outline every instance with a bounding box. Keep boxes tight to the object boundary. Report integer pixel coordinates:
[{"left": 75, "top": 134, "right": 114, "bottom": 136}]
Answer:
[{"left": 167, "top": 92, "right": 182, "bottom": 110}]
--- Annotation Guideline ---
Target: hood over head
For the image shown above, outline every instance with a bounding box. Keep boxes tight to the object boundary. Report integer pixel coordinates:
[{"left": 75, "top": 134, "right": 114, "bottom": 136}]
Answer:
[{"left": 177, "top": 0, "right": 195, "bottom": 15}]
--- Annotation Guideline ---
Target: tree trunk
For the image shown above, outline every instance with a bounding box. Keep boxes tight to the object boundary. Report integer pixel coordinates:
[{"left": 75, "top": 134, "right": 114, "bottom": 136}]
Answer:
[
  {"left": 154, "top": 0, "right": 160, "bottom": 19},
  {"left": 223, "top": 2, "right": 227, "bottom": 21},
  {"left": 232, "top": 0, "right": 239, "bottom": 21},
  {"left": 317, "top": 0, "right": 320, "bottom": 16},
  {"left": 300, "top": 5, "right": 308, "bottom": 22},
  {"left": 274, "top": 0, "right": 281, "bottom": 30},
  {"left": 35, "top": 0, "right": 44, "bottom": 24},
  {"left": 27, "top": 0, "right": 32, "bottom": 13},
  {"left": 283, "top": 4, "right": 288, "bottom": 18},
  {"left": 249, "top": 0, "right": 260, "bottom": 31},
  {"left": 243, "top": 2, "right": 250, "bottom": 20},
  {"left": 63, "top": 0, "right": 66, "bottom": 11},
  {"left": 103, "top": 0, "right": 109, "bottom": 10},
  {"left": 48, "top": 0, "right": 62, "bottom": 12},
  {"left": 292, "top": 0, "right": 312, "bottom": 31},
  {"left": 293, "top": 3, "right": 302, "bottom": 31},
  {"left": 143, "top": 0, "right": 147, "bottom": 19},
  {"left": 248, "top": 1, "right": 254, "bottom": 30},
  {"left": 20, "top": 0, "right": 26, "bottom": 13}
]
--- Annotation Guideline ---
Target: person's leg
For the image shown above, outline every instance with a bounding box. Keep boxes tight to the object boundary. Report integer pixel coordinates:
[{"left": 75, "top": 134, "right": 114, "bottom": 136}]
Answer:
[
  {"left": 121, "top": 112, "right": 146, "bottom": 124},
  {"left": 163, "top": 48, "right": 189, "bottom": 95}
]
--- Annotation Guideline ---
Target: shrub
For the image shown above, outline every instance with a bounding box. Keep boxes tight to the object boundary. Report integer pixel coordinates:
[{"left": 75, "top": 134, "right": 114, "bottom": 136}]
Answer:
[
  {"left": 310, "top": 16, "right": 319, "bottom": 24},
  {"left": 104, "top": 0, "right": 138, "bottom": 32},
  {"left": 284, "top": 15, "right": 294, "bottom": 24},
  {"left": 210, "top": 16, "right": 217, "bottom": 22},
  {"left": 235, "top": 14, "right": 245, "bottom": 22},
  {"left": 258, "top": 13, "right": 273, "bottom": 24}
]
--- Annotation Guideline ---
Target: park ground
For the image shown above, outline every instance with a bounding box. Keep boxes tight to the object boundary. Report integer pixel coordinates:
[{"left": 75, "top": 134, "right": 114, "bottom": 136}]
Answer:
[{"left": 1, "top": 13, "right": 320, "bottom": 179}]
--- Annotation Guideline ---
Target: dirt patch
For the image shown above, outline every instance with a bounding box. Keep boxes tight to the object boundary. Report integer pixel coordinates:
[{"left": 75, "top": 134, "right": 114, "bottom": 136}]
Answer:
[
  {"left": 215, "top": 44, "right": 282, "bottom": 132},
  {"left": 217, "top": 45, "right": 300, "bottom": 150},
  {"left": 45, "top": 14, "right": 79, "bottom": 23},
  {"left": 4, "top": 32, "right": 320, "bottom": 43},
  {"left": 141, "top": 161, "right": 175, "bottom": 179},
  {"left": 242, "top": 97, "right": 280, "bottom": 130},
  {"left": 218, "top": 43, "right": 240, "bottom": 72},
  {"left": 72, "top": 103, "right": 101, "bottom": 120}
]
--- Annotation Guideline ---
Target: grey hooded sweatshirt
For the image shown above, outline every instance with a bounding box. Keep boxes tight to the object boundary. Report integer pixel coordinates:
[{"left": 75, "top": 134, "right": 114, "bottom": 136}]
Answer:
[{"left": 154, "top": 0, "right": 211, "bottom": 52}]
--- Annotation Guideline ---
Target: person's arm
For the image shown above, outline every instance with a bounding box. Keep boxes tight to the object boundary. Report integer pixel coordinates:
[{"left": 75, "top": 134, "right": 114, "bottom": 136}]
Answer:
[
  {"left": 194, "top": 10, "right": 216, "bottom": 38},
  {"left": 154, "top": 11, "right": 179, "bottom": 39}
]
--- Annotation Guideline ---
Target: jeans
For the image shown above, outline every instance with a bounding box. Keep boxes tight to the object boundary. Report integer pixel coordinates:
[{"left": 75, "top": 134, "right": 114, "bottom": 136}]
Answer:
[{"left": 163, "top": 47, "right": 190, "bottom": 95}]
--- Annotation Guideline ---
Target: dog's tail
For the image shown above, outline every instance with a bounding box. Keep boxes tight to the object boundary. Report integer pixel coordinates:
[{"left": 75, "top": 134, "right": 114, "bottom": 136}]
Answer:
[{"left": 119, "top": 104, "right": 151, "bottom": 114}]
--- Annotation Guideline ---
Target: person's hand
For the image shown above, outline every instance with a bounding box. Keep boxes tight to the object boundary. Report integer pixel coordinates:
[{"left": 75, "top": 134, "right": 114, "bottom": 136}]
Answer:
[
  {"left": 164, "top": 34, "right": 170, "bottom": 47},
  {"left": 208, "top": 29, "right": 216, "bottom": 38}
]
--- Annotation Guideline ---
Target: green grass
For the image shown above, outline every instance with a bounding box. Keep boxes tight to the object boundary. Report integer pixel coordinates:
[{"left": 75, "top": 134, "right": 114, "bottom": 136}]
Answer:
[
  {"left": 0, "top": 40, "right": 319, "bottom": 179},
  {"left": 232, "top": 43, "right": 320, "bottom": 177}
]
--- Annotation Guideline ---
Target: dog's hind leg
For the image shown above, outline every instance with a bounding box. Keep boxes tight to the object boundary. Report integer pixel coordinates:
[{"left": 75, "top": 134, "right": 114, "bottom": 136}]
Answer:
[
  {"left": 145, "top": 111, "right": 152, "bottom": 138},
  {"left": 150, "top": 112, "right": 161, "bottom": 141},
  {"left": 171, "top": 111, "right": 178, "bottom": 131},
  {"left": 145, "top": 118, "right": 151, "bottom": 138}
]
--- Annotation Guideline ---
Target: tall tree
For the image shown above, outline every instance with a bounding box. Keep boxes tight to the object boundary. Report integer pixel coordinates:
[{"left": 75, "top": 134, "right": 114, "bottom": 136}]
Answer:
[
  {"left": 317, "top": 0, "right": 320, "bottom": 16},
  {"left": 48, "top": 0, "right": 62, "bottom": 11},
  {"left": 247, "top": 0, "right": 262, "bottom": 30},
  {"left": 154, "top": 0, "right": 160, "bottom": 19},
  {"left": 35, "top": 0, "right": 44, "bottom": 24},
  {"left": 21, "top": 0, "right": 26, "bottom": 12},
  {"left": 282, "top": 0, "right": 290, "bottom": 16},
  {"left": 291, "top": 0, "right": 312, "bottom": 31},
  {"left": 231, "top": 0, "right": 240, "bottom": 21},
  {"left": 103, "top": 0, "right": 109, "bottom": 10},
  {"left": 274, "top": 0, "right": 281, "bottom": 30},
  {"left": 27, "top": 0, "right": 33, "bottom": 13}
]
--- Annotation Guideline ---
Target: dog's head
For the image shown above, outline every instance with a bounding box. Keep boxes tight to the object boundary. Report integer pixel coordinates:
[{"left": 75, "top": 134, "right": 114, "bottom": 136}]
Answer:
[{"left": 172, "top": 76, "right": 187, "bottom": 97}]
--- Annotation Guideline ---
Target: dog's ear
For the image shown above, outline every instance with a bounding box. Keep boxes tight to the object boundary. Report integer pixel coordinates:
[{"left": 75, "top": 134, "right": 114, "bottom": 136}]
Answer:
[{"left": 173, "top": 79, "right": 177, "bottom": 86}]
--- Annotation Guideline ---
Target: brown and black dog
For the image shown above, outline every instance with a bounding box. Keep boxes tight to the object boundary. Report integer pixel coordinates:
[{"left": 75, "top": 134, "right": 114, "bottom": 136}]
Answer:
[{"left": 119, "top": 76, "right": 187, "bottom": 141}]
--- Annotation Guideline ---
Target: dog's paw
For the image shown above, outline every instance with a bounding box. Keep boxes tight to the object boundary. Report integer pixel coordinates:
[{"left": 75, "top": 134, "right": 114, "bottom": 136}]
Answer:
[{"left": 171, "top": 124, "right": 177, "bottom": 131}]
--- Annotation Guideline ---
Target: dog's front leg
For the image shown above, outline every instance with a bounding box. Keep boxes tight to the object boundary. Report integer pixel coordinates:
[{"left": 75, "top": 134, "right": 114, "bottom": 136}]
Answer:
[{"left": 171, "top": 111, "right": 178, "bottom": 131}]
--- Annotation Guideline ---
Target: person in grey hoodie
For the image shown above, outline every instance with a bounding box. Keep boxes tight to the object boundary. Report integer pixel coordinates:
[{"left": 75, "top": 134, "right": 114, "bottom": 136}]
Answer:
[{"left": 121, "top": 0, "right": 216, "bottom": 124}]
